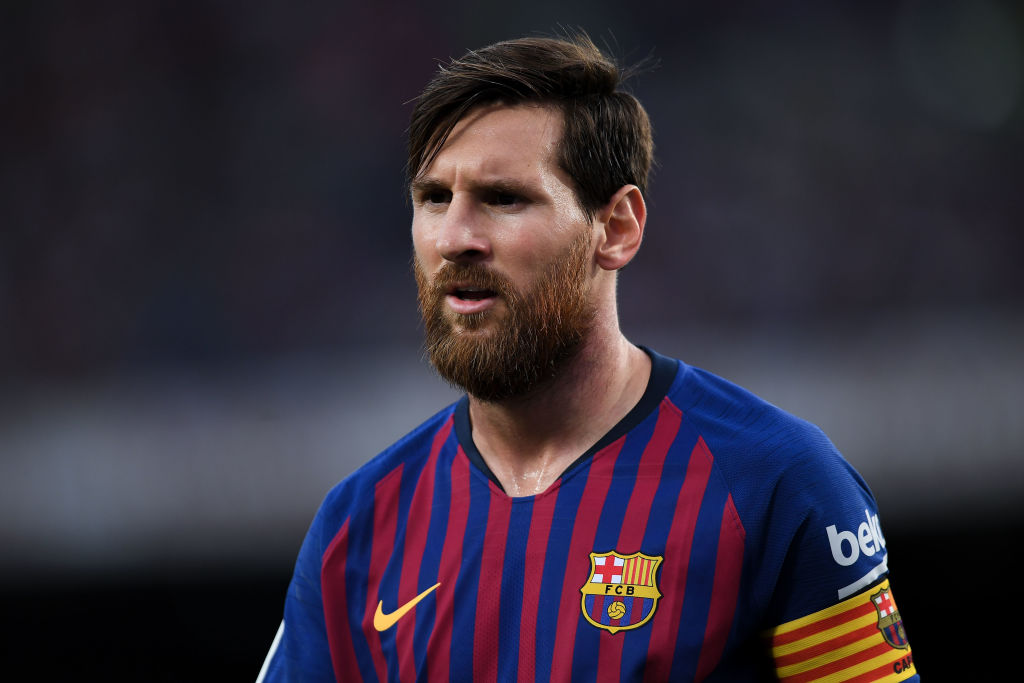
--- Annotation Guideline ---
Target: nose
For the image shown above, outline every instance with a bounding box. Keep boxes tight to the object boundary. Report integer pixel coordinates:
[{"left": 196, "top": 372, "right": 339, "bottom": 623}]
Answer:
[{"left": 436, "top": 193, "right": 491, "bottom": 264}]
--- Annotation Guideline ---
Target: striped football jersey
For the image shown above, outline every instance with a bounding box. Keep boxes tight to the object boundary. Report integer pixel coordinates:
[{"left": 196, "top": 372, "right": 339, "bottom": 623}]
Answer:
[{"left": 258, "top": 348, "right": 916, "bottom": 682}]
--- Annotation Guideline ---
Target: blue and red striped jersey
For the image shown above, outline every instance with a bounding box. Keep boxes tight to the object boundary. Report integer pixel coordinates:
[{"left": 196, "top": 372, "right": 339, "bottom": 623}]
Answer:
[{"left": 259, "top": 349, "right": 917, "bottom": 682}]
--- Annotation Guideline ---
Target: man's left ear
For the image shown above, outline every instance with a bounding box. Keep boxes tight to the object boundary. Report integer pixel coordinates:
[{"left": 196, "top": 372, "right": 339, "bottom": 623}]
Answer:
[{"left": 594, "top": 184, "right": 646, "bottom": 271}]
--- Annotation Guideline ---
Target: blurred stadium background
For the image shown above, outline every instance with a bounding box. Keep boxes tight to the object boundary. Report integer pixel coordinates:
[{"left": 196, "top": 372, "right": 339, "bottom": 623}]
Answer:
[{"left": 2, "top": 0, "right": 1021, "bottom": 679}]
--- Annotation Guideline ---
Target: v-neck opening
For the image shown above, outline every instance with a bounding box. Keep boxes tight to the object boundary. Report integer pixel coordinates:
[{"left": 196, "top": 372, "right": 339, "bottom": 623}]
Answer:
[{"left": 453, "top": 347, "right": 679, "bottom": 497}]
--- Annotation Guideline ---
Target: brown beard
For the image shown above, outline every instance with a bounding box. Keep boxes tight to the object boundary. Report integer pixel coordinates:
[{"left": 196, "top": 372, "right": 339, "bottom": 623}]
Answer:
[{"left": 414, "top": 229, "right": 595, "bottom": 402}]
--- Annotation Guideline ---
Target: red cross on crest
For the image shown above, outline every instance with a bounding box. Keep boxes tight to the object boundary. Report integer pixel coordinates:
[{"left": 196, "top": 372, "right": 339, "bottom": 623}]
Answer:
[
  {"left": 873, "top": 588, "right": 895, "bottom": 617},
  {"left": 592, "top": 555, "right": 625, "bottom": 584}
]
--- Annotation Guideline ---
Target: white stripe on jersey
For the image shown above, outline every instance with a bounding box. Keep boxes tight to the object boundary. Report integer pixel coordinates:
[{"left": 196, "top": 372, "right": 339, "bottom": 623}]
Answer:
[
  {"left": 837, "top": 554, "right": 888, "bottom": 600},
  {"left": 255, "top": 620, "right": 284, "bottom": 683}
]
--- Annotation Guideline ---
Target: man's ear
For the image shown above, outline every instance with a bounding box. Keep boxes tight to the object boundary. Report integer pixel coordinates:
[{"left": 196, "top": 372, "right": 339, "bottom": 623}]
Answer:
[{"left": 594, "top": 185, "right": 646, "bottom": 271}]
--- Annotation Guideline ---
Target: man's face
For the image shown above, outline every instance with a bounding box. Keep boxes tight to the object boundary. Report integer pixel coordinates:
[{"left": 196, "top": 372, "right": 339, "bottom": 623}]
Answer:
[{"left": 411, "top": 104, "right": 597, "bottom": 401}]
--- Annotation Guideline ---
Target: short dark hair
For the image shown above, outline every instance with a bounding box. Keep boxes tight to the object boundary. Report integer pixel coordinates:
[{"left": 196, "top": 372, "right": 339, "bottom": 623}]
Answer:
[{"left": 407, "top": 34, "right": 654, "bottom": 220}]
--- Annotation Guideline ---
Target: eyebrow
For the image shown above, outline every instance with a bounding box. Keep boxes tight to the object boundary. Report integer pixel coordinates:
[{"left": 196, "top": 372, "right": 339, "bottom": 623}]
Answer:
[
  {"left": 409, "top": 177, "right": 447, "bottom": 196},
  {"left": 410, "top": 176, "right": 539, "bottom": 198}
]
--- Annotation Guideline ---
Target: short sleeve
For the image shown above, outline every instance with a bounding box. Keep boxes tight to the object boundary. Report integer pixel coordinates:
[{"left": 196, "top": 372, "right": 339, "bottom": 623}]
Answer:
[
  {"left": 257, "top": 515, "right": 336, "bottom": 682},
  {"left": 762, "top": 450, "right": 918, "bottom": 681}
]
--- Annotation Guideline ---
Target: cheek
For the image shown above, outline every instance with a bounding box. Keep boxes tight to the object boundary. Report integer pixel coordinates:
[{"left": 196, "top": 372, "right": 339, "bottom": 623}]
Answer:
[
  {"left": 410, "top": 223, "right": 436, "bottom": 266},
  {"left": 500, "top": 220, "right": 586, "bottom": 268},
  {"left": 498, "top": 242, "right": 562, "bottom": 291}
]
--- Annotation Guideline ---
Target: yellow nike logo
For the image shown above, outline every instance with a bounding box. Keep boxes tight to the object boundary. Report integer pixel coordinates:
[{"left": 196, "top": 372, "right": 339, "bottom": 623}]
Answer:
[{"left": 373, "top": 582, "right": 441, "bottom": 632}]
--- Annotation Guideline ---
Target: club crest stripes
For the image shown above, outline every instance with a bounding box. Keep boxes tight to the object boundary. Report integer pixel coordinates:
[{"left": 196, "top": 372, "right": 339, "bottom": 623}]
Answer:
[
  {"left": 621, "top": 556, "right": 657, "bottom": 586},
  {"left": 320, "top": 394, "right": 746, "bottom": 681}
]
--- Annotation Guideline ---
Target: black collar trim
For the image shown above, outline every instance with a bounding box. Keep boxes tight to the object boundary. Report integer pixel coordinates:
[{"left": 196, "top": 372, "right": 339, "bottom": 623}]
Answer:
[{"left": 454, "top": 347, "right": 678, "bottom": 493}]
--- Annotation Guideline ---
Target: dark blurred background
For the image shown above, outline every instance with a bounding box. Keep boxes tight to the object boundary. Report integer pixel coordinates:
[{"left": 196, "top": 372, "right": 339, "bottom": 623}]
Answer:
[{"left": 2, "top": 0, "right": 1021, "bottom": 680}]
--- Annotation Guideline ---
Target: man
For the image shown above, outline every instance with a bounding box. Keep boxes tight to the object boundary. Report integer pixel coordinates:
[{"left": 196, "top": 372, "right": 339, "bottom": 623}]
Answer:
[{"left": 259, "top": 35, "right": 917, "bottom": 682}]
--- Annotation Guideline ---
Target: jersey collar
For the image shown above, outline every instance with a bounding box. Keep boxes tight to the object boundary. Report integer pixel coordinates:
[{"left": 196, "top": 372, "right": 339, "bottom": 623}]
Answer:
[{"left": 454, "top": 346, "right": 679, "bottom": 494}]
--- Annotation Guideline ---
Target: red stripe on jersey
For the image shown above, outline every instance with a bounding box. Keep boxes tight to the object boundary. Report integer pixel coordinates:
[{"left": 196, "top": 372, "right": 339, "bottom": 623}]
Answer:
[
  {"left": 694, "top": 493, "right": 745, "bottom": 680},
  {"left": 618, "top": 399, "right": 682, "bottom": 555},
  {"left": 321, "top": 518, "right": 361, "bottom": 681},
  {"left": 397, "top": 417, "right": 451, "bottom": 683},
  {"left": 474, "top": 484, "right": 512, "bottom": 683},
  {"left": 517, "top": 488, "right": 559, "bottom": 683},
  {"left": 643, "top": 436, "right": 715, "bottom": 683},
  {"left": 364, "top": 465, "right": 404, "bottom": 682},
  {"left": 425, "top": 449, "right": 472, "bottom": 683},
  {"left": 549, "top": 436, "right": 627, "bottom": 682},
  {"left": 597, "top": 399, "right": 682, "bottom": 683}
]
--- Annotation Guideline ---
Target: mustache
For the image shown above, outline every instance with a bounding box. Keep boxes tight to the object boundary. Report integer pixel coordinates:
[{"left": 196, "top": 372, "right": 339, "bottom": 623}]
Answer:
[{"left": 425, "top": 262, "right": 516, "bottom": 300}]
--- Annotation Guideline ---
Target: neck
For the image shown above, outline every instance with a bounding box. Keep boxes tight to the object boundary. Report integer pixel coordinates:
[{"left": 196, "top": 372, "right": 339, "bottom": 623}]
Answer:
[{"left": 467, "top": 324, "right": 651, "bottom": 497}]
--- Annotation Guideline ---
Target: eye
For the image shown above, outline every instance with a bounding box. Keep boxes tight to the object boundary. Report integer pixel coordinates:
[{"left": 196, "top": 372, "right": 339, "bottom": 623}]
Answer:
[
  {"left": 488, "top": 192, "right": 521, "bottom": 207},
  {"left": 425, "top": 189, "right": 451, "bottom": 205}
]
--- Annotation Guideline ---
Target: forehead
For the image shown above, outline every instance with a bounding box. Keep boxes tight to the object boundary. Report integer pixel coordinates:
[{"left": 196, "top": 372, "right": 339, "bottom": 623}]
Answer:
[{"left": 423, "top": 103, "right": 564, "bottom": 179}]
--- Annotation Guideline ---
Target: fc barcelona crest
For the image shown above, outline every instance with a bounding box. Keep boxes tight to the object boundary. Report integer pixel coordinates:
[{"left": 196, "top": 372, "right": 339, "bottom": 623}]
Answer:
[
  {"left": 580, "top": 551, "right": 663, "bottom": 634},
  {"left": 871, "top": 583, "right": 910, "bottom": 649}
]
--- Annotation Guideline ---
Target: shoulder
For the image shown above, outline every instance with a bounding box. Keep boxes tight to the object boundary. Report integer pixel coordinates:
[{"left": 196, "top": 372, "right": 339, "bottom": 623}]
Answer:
[
  {"left": 665, "top": 359, "right": 852, "bottom": 483},
  {"left": 656, "top": 354, "right": 888, "bottom": 614},
  {"left": 666, "top": 358, "right": 873, "bottom": 521}
]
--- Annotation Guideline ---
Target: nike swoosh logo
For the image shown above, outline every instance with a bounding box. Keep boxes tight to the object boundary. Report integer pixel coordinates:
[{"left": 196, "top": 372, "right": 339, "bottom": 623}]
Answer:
[{"left": 373, "top": 582, "right": 441, "bottom": 632}]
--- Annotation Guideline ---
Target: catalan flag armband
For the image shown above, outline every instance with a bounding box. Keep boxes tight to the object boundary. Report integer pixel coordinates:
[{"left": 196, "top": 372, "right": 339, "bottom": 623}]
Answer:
[{"left": 768, "top": 581, "right": 915, "bottom": 682}]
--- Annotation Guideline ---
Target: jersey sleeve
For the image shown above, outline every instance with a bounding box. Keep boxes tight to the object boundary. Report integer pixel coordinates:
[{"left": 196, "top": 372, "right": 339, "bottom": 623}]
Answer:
[
  {"left": 256, "top": 512, "right": 336, "bottom": 682},
  {"left": 669, "top": 361, "right": 919, "bottom": 680},
  {"left": 761, "top": 442, "right": 919, "bottom": 682}
]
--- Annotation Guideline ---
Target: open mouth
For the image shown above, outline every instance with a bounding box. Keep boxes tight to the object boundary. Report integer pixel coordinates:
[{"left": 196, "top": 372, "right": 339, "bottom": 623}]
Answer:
[
  {"left": 445, "top": 284, "right": 499, "bottom": 314},
  {"left": 452, "top": 286, "right": 496, "bottom": 301}
]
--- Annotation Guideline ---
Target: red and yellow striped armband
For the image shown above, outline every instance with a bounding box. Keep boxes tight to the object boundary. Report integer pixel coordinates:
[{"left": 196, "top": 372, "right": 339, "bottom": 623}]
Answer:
[{"left": 768, "top": 581, "right": 915, "bottom": 682}]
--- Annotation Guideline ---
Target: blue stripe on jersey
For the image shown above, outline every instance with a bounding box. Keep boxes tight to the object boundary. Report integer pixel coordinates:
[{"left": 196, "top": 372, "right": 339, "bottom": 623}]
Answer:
[
  {"left": 343, "top": 490, "right": 383, "bottom": 682},
  {"left": 376, "top": 461, "right": 427, "bottom": 680},
  {"left": 670, "top": 464, "right": 731, "bottom": 682},
  {"left": 413, "top": 432, "right": 458, "bottom": 672},
  {"left": 450, "top": 461, "right": 493, "bottom": 682},
  {"left": 571, "top": 413, "right": 658, "bottom": 682},
  {"left": 533, "top": 460, "right": 590, "bottom": 682},
  {"left": 498, "top": 499, "right": 534, "bottom": 681},
  {"left": 622, "top": 411, "right": 701, "bottom": 678}
]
